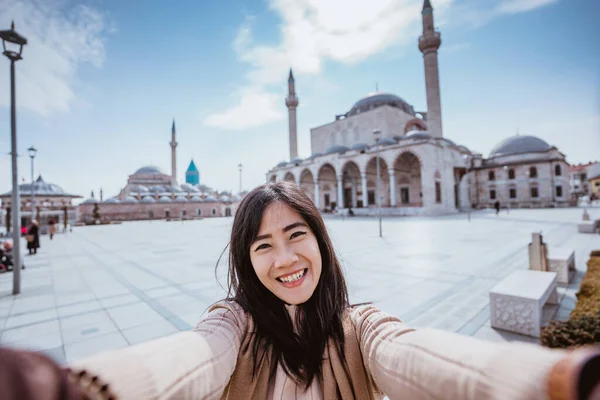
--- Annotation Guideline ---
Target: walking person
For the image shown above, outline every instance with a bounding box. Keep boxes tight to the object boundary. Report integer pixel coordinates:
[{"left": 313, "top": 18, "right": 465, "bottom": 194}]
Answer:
[
  {"left": 26, "top": 220, "right": 40, "bottom": 255},
  {"left": 48, "top": 217, "right": 56, "bottom": 240}
]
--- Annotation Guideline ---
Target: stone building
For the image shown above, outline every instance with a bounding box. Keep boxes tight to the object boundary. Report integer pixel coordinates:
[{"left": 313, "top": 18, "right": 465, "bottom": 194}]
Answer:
[
  {"left": 1, "top": 176, "right": 81, "bottom": 232},
  {"left": 588, "top": 163, "right": 600, "bottom": 200},
  {"left": 569, "top": 162, "right": 595, "bottom": 200},
  {"left": 76, "top": 121, "right": 240, "bottom": 223},
  {"left": 467, "top": 136, "right": 570, "bottom": 209},
  {"left": 266, "top": 0, "right": 571, "bottom": 215}
]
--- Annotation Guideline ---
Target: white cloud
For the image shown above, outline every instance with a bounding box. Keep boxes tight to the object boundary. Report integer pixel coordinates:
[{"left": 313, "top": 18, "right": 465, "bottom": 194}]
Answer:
[
  {"left": 495, "top": 0, "right": 557, "bottom": 15},
  {"left": 204, "top": 0, "right": 560, "bottom": 131},
  {"left": 0, "top": 0, "right": 109, "bottom": 116},
  {"left": 203, "top": 88, "right": 284, "bottom": 130}
]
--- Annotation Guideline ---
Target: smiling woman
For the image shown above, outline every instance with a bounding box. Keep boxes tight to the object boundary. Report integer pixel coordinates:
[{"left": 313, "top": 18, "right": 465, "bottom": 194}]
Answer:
[{"left": 47, "top": 180, "right": 600, "bottom": 400}]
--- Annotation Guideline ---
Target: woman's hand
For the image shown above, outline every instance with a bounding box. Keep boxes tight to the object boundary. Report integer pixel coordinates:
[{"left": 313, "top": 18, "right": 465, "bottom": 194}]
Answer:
[{"left": 548, "top": 345, "right": 600, "bottom": 400}]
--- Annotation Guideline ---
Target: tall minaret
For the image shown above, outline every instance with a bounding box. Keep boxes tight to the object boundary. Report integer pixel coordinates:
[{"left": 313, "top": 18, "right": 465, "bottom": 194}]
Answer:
[
  {"left": 285, "top": 69, "right": 299, "bottom": 160},
  {"left": 170, "top": 119, "right": 178, "bottom": 186},
  {"left": 418, "top": 0, "right": 443, "bottom": 138}
]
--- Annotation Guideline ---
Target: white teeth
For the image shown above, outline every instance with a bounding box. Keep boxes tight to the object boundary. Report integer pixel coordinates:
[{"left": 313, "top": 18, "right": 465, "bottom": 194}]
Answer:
[{"left": 279, "top": 269, "right": 306, "bottom": 283}]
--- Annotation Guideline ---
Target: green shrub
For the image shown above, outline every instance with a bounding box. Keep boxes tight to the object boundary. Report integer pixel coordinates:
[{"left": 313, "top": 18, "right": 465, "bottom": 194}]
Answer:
[{"left": 541, "top": 313, "right": 600, "bottom": 349}]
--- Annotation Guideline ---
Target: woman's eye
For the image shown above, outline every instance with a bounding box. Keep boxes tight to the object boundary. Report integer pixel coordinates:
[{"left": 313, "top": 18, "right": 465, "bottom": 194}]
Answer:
[
  {"left": 290, "top": 231, "right": 306, "bottom": 240},
  {"left": 255, "top": 243, "right": 270, "bottom": 251}
]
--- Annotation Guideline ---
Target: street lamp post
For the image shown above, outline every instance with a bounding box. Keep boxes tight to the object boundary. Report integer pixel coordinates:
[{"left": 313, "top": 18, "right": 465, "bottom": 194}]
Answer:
[
  {"left": 28, "top": 146, "right": 37, "bottom": 222},
  {"left": 373, "top": 129, "right": 382, "bottom": 237},
  {"left": 503, "top": 165, "right": 510, "bottom": 214},
  {"left": 1, "top": 21, "right": 28, "bottom": 295},
  {"left": 462, "top": 154, "right": 472, "bottom": 222},
  {"left": 238, "top": 163, "right": 243, "bottom": 194}
]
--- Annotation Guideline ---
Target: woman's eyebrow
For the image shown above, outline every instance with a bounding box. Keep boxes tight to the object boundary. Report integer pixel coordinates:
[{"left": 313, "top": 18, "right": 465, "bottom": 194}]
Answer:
[{"left": 253, "top": 222, "right": 308, "bottom": 242}]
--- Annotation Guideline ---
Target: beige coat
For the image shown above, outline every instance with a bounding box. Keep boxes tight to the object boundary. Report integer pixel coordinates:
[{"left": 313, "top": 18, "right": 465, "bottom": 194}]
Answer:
[{"left": 70, "top": 303, "right": 567, "bottom": 399}]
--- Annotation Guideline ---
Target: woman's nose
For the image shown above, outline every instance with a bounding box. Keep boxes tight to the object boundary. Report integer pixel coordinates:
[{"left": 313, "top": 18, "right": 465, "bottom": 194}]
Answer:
[{"left": 273, "top": 245, "right": 299, "bottom": 269}]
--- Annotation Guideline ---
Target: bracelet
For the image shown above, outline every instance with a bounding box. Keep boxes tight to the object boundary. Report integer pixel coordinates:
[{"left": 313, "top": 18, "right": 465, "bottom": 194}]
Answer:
[{"left": 63, "top": 367, "right": 117, "bottom": 400}]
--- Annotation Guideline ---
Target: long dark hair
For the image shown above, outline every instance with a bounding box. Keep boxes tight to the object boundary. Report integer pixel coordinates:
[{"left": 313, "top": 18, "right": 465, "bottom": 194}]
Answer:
[{"left": 222, "top": 181, "right": 349, "bottom": 388}]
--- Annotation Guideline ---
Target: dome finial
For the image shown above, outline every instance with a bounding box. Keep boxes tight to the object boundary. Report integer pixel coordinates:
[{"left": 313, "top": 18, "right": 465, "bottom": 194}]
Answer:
[{"left": 375, "top": 82, "right": 379, "bottom": 92}]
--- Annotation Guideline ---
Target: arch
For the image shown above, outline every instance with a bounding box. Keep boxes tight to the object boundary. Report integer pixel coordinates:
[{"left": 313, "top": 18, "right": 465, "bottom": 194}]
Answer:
[
  {"left": 404, "top": 117, "right": 428, "bottom": 133},
  {"left": 366, "top": 156, "right": 390, "bottom": 207},
  {"left": 392, "top": 151, "right": 423, "bottom": 206},
  {"left": 341, "top": 161, "right": 361, "bottom": 208},
  {"left": 554, "top": 164, "right": 562, "bottom": 176},
  {"left": 317, "top": 163, "right": 338, "bottom": 211},
  {"left": 299, "top": 169, "right": 316, "bottom": 203},
  {"left": 283, "top": 172, "right": 296, "bottom": 183}
]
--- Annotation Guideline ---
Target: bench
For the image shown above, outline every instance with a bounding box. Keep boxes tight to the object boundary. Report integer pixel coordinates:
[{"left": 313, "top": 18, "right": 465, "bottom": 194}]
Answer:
[
  {"left": 490, "top": 270, "right": 558, "bottom": 337},
  {"left": 578, "top": 219, "right": 600, "bottom": 234},
  {"left": 547, "top": 246, "right": 575, "bottom": 285}
]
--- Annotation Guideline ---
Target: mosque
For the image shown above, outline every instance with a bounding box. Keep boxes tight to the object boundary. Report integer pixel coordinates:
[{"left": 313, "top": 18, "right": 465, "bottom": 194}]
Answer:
[
  {"left": 77, "top": 121, "right": 240, "bottom": 223},
  {"left": 266, "top": 0, "right": 571, "bottom": 215}
]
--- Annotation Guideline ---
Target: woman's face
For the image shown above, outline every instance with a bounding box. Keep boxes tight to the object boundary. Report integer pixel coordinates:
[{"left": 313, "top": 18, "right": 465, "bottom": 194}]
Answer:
[{"left": 249, "top": 201, "right": 322, "bottom": 305}]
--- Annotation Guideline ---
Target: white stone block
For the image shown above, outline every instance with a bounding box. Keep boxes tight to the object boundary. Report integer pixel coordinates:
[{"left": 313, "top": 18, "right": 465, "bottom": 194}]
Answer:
[
  {"left": 547, "top": 246, "right": 575, "bottom": 285},
  {"left": 489, "top": 270, "right": 558, "bottom": 337}
]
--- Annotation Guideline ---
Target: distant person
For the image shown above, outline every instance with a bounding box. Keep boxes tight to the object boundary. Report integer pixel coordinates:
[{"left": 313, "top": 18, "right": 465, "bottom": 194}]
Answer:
[
  {"left": 26, "top": 220, "right": 40, "bottom": 255},
  {"left": 348, "top": 207, "right": 355, "bottom": 216},
  {"left": 494, "top": 200, "right": 500, "bottom": 215},
  {"left": 48, "top": 218, "right": 56, "bottom": 240}
]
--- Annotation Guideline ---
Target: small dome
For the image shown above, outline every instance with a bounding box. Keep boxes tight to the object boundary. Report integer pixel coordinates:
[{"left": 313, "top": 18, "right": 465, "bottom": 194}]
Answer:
[
  {"left": 158, "top": 196, "right": 172, "bottom": 203},
  {"left": 276, "top": 161, "right": 288, "bottom": 168},
  {"left": 204, "top": 195, "right": 218, "bottom": 202},
  {"left": 326, "top": 145, "right": 350, "bottom": 154},
  {"left": 104, "top": 198, "right": 120, "bottom": 204},
  {"left": 134, "top": 166, "right": 163, "bottom": 175},
  {"left": 348, "top": 92, "right": 415, "bottom": 117},
  {"left": 141, "top": 196, "right": 155, "bottom": 203},
  {"left": 350, "top": 142, "right": 370, "bottom": 151},
  {"left": 190, "top": 195, "right": 203, "bottom": 202},
  {"left": 308, "top": 153, "right": 323, "bottom": 159},
  {"left": 219, "top": 195, "right": 230, "bottom": 202},
  {"left": 489, "top": 135, "right": 552, "bottom": 158},
  {"left": 134, "top": 185, "right": 149, "bottom": 192},
  {"left": 437, "top": 137, "right": 456, "bottom": 146},
  {"left": 150, "top": 185, "right": 165, "bottom": 193},
  {"left": 393, "top": 135, "right": 405, "bottom": 141},
  {"left": 290, "top": 157, "right": 303, "bottom": 165},
  {"left": 82, "top": 198, "right": 97, "bottom": 204},
  {"left": 378, "top": 137, "right": 397, "bottom": 146},
  {"left": 406, "top": 130, "right": 432, "bottom": 140},
  {"left": 122, "top": 196, "right": 138, "bottom": 204},
  {"left": 231, "top": 195, "right": 241, "bottom": 202}
]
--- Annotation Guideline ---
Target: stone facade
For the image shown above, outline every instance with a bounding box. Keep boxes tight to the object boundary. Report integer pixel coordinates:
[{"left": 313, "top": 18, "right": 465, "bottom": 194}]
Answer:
[
  {"left": 269, "top": 135, "right": 469, "bottom": 216},
  {"left": 76, "top": 199, "right": 237, "bottom": 223},
  {"left": 310, "top": 105, "right": 424, "bottom": 155},
  {"left": 468, "top": 151, "right": 571, "bottom": 209}
]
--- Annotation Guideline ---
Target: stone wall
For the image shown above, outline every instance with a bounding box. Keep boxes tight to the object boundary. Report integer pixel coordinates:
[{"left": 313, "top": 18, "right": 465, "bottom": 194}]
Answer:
[
  {"left": 76, "top": 201, "right": 238, "bottom": 223},
  {"left": 309, "top": 106, "right": 418, "bottom": 155}
]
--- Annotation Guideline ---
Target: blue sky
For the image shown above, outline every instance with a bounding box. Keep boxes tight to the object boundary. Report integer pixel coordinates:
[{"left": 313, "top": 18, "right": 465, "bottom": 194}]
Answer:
[{"left": 0, "top": 0, "right": 598, "bottom": 200}]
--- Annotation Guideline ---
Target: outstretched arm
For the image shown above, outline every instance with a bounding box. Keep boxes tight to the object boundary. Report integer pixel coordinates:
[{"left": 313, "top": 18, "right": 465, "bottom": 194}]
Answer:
[
  {"left": 69, "top": 304, "right": 245, "bottom": 399},
  {"left": 351, "top": 304, "right": 573, "bottom": 400}
]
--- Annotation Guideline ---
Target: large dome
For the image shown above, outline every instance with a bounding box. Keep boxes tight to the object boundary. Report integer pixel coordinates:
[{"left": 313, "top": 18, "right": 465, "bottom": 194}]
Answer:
[
  {"left": 489, "top": 135, "right": 552, "bottom": 158},
  {"left": 133, "top": 166, "right": 164, "bottom": 175},
  {"left": 348, "top": 92, "right": 415, "bottom": 116}
]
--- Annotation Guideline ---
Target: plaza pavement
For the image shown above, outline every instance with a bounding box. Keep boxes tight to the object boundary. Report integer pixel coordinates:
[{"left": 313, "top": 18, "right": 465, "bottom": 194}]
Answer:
[{"left": 1, "top": 207, "right": 599, "bottom": 365}]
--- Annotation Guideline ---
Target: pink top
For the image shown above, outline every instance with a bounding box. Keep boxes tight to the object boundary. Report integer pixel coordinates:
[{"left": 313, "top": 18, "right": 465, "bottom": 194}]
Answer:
[{"left": 71, "top": 303, "right": 565, "bottom": 399}]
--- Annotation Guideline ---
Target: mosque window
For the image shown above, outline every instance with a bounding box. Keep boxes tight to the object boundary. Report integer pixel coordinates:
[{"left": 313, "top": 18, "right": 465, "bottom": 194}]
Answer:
[
  {"left": 435, "top": 182, "right": 442, "bottom": 203},
  {"left": 211, "top": 208, "right": 217, "bottom": 216},
  {"left": 554, "top": 165, "right": 562, "bottom": 176},
  {"left": 508, "top": 169, "right": 515, "bottom": 180},
  {"left": 556, "top": 186, "right": 563, "bottom": 197},
  {"left": 196, "top": 208, "right": 202, "bottom": 217},
  {"left": 489, "top": 189, "right": 496, "bottom": 200},
  {"left": 529, "top": 167, "right": 538, "bottom": 178},
  {"left": 531, "top": 187, "right": 539, "bottom": 198},
  {"left": 488, "top": 171, "right": 495, "bottom": 181},
  {"left": 509, "top": 188, "right": 517, "bottom": 199}
]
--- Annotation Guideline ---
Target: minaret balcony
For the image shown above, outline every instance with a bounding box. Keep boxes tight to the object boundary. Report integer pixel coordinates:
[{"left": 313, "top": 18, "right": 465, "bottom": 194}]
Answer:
[
  {"left": 418, "top": 31, "right": 441, "bottom": 53},
  {"left": 285, "top": 96, "right": 299, "bottom": 108}
]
